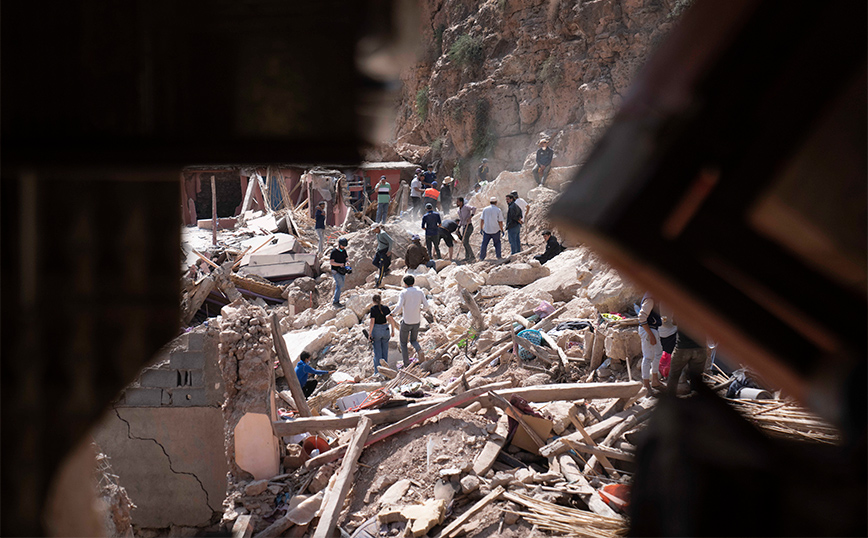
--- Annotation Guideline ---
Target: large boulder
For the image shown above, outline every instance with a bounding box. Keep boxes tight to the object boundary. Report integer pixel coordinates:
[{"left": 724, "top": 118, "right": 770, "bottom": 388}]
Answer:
[
  {"left": 468, "top": 170, "right": 538, "bottom": 210},
  {"left": 521, "top": 249, "right": 584, "bottom": 302},
  {"left": 332, "top": 308, "right": 360, "bottom": 330},
  {"left": 486, "top": 261, "right": 550, "bottom": 287},
  {"left": 446, "top": 266, "right": 486, "bottom": 293},
  {"left": 604, "top": 326, "right": 641, "bottom": 363}
]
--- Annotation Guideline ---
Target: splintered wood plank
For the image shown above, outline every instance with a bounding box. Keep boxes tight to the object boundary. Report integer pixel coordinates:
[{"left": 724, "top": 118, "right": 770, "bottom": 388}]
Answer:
[{"left": 472, "top": 414, "right": 509, "bottom": 476}]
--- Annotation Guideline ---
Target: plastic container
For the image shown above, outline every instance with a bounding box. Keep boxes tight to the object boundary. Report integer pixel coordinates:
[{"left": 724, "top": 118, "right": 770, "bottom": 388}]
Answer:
[
  {"left": 302, "top": 435, "right": 330, "bottom": 457},
  {"left": 737, "top": 387, "right": 773, "bottom": 400}
]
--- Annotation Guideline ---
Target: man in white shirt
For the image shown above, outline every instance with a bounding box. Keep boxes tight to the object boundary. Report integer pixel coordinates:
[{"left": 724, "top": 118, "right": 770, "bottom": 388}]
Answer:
[
  {"left": 510, "top": 190, "right": 529, "bottom": 221},
  {"left": 410, "top": 170, "right": 423, "bottom": 216},
  {"left": 392, "top": 274, "right": 430, "bottom": 365},
  {"left": 479, "top": 197, "right": 504, "bottom": 260}
]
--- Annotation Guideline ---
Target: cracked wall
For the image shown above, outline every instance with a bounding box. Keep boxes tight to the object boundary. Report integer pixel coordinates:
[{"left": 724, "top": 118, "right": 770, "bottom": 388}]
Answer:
[{"left": 92, "top": 326, "right": 227, "bottom": 531}]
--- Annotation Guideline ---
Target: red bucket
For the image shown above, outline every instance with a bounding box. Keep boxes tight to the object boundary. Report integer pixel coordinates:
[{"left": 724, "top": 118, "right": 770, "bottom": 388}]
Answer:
[{"left": 302, "top": 435, "right": 330, "bottom": 457}]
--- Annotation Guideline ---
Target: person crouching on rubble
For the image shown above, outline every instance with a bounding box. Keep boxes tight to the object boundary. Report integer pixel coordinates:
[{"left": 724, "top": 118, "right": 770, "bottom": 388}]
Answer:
[
  {"left": 405, "top": 234, "right": 435, "bottom": 271},
  {"left": 368, "top": 294, "right": 398, "bottom": 376},
  {"left": 393, "top": 275, "right": 429, "bottom": 366},
  {"left": 534, "top": 230, "right": 564, "bottom": 264},
  {"left": 295, "top": 351, "right": 329, "bottom": 398},
  {"left": 638, "top": 292, "right": 666, "bottom": 394}
]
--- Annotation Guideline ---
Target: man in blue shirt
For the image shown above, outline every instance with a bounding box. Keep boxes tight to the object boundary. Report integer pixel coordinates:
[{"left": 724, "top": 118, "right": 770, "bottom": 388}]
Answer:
[
  {"left": 295, "top": 351, "right": 328, "bottom": 397},
  {"left": 421, "top": 203, "right": 442, "bottom": 259}
]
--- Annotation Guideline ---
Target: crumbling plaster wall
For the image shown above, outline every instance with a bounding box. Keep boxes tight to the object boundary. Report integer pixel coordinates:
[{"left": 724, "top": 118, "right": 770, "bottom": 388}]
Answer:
[{"left": 93, "top": 326, "right": 227, "bottom": 530}]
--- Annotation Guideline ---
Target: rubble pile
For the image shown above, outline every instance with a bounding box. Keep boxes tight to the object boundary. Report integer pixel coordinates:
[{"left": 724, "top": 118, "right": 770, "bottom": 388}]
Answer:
[{"left": 168, "top": 167, "right": 842, "bottom": 538}]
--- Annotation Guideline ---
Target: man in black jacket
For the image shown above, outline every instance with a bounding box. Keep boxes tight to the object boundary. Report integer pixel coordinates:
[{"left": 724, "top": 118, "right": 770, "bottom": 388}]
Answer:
[
  {"left": 534, "top": 230, "right": 564, "bottom": 264},
  {"left": 532, "top": 139, "right": 554, "bottom": 185},
  {"left": 505, "top": 193, "right": 523, "bottom": 255}
]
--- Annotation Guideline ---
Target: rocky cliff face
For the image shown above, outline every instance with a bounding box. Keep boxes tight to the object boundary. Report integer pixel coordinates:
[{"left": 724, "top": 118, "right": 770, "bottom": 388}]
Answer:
[{"left": 382, "top": 0, "right": 690, "bottom": 181}]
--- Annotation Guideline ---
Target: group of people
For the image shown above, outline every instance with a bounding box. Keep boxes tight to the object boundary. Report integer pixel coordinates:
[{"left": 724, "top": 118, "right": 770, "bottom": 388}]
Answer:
[
  {"left": 637, "top": 292, "right": 708, "bottom": 396},
  {"left": 409, "top": 164, "right": 455, "bottom": 216}
]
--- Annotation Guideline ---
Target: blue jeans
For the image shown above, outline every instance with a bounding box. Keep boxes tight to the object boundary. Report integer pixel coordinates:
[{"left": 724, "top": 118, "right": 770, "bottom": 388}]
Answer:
[
  {"left": 425, "top": 235, "right": 441, "bottom": 259},
  {"left": 332, "top": 271, "right": 345, "bottom": 304},
  {"left": 376, "top": 202, "right": 388, "bottom": 223},
  {"left": 507, "top": 225, "right": 521, "bottom": 254},
  {"left": 371, "top": 323, "right": 390, "bottom": 372},
  {"left": 479, "top": 232, "right": 501, "bottom": 260},
  {"left": 399, "top": 321, "right": 422, "bottom": 365}
]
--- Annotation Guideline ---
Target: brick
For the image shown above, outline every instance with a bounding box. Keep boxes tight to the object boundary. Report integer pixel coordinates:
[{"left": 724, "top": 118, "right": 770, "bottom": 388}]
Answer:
[
  {"left": 172, "top": 388, "right": 208, "bottom": 407},
  {"left": 161, "top": 389, "right": 172, "bottom": 405},
  {"left": 186, "top": 332, "right": 206, "bottom": 352},
  {"left": 170, "top": 350, "right": 205, "bottom": 370},
  {"left": 123, "top": 388, "right": 162, "bottom": 407},
  {"left": 189, "top": 370, "right": 204, "bottom": 388},
  {"left": 139, "top": 368, "right": 179, "bottom": 388}
]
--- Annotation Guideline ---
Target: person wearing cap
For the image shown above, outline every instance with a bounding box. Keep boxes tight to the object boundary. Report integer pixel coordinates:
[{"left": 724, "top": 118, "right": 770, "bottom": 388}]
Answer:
[
  {"left": 330, "top": 237, "right": 350, "bottom": 307},
  {"left": 440, "top": 176, "right": 454, "bottom": 214},
  {"left": 405, "top": 234, "right": 433, "bottom": 271},
  {"left": 421, "top": 203, "right": 442, "bottom": 259},
  {"left": 314, "top": 200, "right": 327, "bottom": 256},
  {"left": 477, "top": 158, "right": 490, "bottom": 187},
  {"left": 505, "top": 193, "right": 523, "bottom": 255},
  {"left": 532, "top": 138, "right": 554, "bottom": 185},
  {"left": 372, "top": 223, "right": 393, "bottom": 287},
  {"left": 456, "top": 197, "right": 477, "bottom": 262},
  {"left": 479, "top": 197, "right": 504, "bottom": 260},
  {"left": 410, "top": 169, "right": 423, "bottom": 216},
  {"left": 510, "top": 190, "right": 529, "bottom": 222},
  {"left": 423, "top": 181, "right": 440, "bottom": 210},
  {"left": 534, "top": 230, "right": 564, "bottom": 265},
  {"left": 375, "top": 176, "right": 391, "bottom": 223}
]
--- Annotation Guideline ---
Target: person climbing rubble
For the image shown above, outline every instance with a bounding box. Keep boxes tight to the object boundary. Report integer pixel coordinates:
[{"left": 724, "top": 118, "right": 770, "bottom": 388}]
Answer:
[
  {"left": 295, "top": 351, "right": 329, "bottom": 398},
  {"left": 479, "top": 197, "right": 504, "bottom": 260},
  {"left": 367, "top": 294, "right": 398, "bottom": 376},
  {"left": 436, "top": 218, "right": 458, "bottom": 261},
  {"left": 392, "top": 275, "right": 429, "bottom": 367},
  {"left": 330, "top": 237, "right": 350, "bottom": 307},
  {"left": 638, "top": 292, "right": 665, "bottom": 394},
  {"left": 421, "top": 203, "right": 442, "bottom": 259},
  {"left": 532, "top": 138, "right": 554, "bottom": 185},
  {"left": 405, "top": 235, "right": 434, "bottom": 271},
  {"left": 456, "top": 197, "right": 477, "bottom": 263},
  {"left": 372, "top": 223, "right": 393, "bottom": 288}
]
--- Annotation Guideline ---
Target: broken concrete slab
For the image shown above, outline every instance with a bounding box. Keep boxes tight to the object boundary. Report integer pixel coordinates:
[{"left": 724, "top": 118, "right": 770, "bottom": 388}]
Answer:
[
  {"left": 281, "top": 326, "right": 334, "bottom": 365},
  {"left": 485, "top": 261, "right": 550, "bottom": 287},
  {"left": 234, "top": 413, "right": 280, "bottom": 480},
  {"left": 377, "top": 499, "right": 447, "bottom": 538}
]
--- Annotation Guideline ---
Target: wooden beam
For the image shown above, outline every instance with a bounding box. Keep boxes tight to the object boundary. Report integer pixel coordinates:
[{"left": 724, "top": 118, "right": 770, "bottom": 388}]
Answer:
[
  {"left": 513, "top": 335, "right": 556, "bottom": 365},
  {"left": 472, "top": 413, "right": 509, "bottom": 476},
  {"left": 568, "top": 406, "right": 618, "bottom": 478},
  {"left": 445, "top": 342, "right": 513, "bottom": 393},
  {"left": 270, "top": 312, "right": 312, "bottom": 417},
  {"left": 476, "top": 382, "right": 642, "bottom": 408},
  {"left": 434, "top": 486, "right": 505, "bottom": 538},
  {"left": 304, "top": 381, "right": 511, "bottom": 469},
  {"left": 313, "top": 416, "right": 373, "bottom": 538},
  {"left": 539, "top": 400, "right": 653, "bottom": 458},
  {"left": 562, "top": 438, "right": 633, "bottom": 462},
  {"left": 460, "top": 287, "right": 484, "bottom": 331},
  {"left": 182, "top": 275, "right": 215, "bottom": 326},
  {"left": 272, "top": 399, "right": 447, "bottom": 436}
]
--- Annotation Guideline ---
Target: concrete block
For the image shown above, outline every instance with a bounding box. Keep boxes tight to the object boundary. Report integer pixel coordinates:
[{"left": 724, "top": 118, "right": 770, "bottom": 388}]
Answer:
[
  {"left": 170, "top": 350, "right": 205, "bottom": 370},
  {"left": 172, "top": 388, "right": 208, "bottom": 407},
  {"left": 161, "top": 390, "right": 172, "bottom": 405},
  {"left": 140, "top": 368, "right": 179, "bottom": 389},
  {"left": 186, "top": 331, "right": 206, "bottom": 352},
  {"left": 124, "top": 388, "right": 163, "bottom": 407},
  {"left": 190, "top": 370, "right": 204, "bottom": 388}
]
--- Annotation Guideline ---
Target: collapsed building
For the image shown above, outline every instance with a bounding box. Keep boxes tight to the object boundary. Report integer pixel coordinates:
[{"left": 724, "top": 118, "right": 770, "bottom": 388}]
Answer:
[{"left": 90, "top": 162, "right": 843, "bottom": 537}]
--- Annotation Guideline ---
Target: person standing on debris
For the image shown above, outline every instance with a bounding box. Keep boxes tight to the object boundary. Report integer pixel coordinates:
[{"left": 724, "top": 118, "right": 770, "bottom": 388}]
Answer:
[
  {"left": 375, "top": 176, "right": 391, "bottom": 223},
  {"left": 477, "top": 158, "right": 490, "bottom": 188},
  {"left": 393, "top": 275, "right": 429, "bottom": 366},
  {"left": 315, "top": 201, "right": 327, "bottom": 256},
  {"left": 532, "top": 138, "right": 554, "bottom": 185},
  {"left": 410, "top": 169, "right": 423, "bottom": 216},
  {"left": 422, "top": 163, "right": 437, "bottom": 187},
  {"left": 295, "top": 351, "right": 329, "bottom": 398},
  {"left": 657, "top": 302, "right": 678, "bottom": 380},
  {"left": 405, "top": 234, "right": 434, "bottom": 271},
  {"left": 422, "top": 203, "right": 442, "bottom": 259},
  {"left": 505, "top": 193, "right": 523, "bottom": 255},
  {"left": 534, "top": 230, "right": 564, "bottom": 264},
  {"left": 372, "top": 223, "right": 393, "bottom": 287},
  {"left": 510, "top": 190, "right": 529, "bottom": 222},
  {"left": 368, "top": 294, "right": 398, "bottom": 375},
  {"left": 423, "top": 181, "right": 440, "bottom": 210},
  {"left": 479, "top": 197, "right": 504, "bottom": 260},
  {"left": 330, "top": 237, "right": 350, "bottom": 307},
  {"left": 440, "top": 176, "right": 454, "bottom": 214},
  {"left": 456, "top": 197, "right": 477, "bottom": 263},
  {"left": 638, "top": 292, "right": 665, "bottom": 393},
  {"left": 436, "top": 218, "right": 459, "bottom": 261},
  {"left": 667, "top": 321, "right": 707, "bottom": 396}
]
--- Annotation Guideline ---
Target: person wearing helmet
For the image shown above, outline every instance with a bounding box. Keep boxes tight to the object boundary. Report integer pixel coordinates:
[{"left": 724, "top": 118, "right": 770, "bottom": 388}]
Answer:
[
  {"left": 421, "top": 203, "right": 442, "bottom": 259},
  {"left": 330, "top": 237, "right": 350, "bottom": 307}
]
